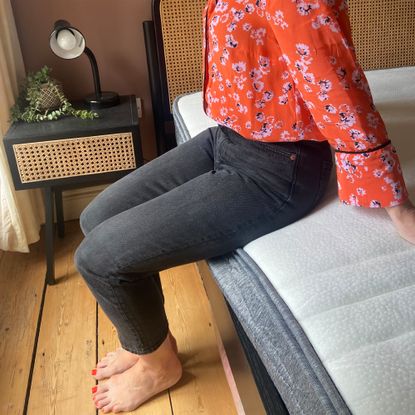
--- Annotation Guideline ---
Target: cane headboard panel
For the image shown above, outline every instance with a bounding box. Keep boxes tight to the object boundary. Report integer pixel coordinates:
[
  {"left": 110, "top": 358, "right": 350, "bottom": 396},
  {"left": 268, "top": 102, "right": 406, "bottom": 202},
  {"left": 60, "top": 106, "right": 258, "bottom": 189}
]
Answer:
[
  {"left": 159, "top": 0, "right": 206, "bottom": 112},
  {"left": 348, "top": 0, "right": 415, "bottom": 70}
]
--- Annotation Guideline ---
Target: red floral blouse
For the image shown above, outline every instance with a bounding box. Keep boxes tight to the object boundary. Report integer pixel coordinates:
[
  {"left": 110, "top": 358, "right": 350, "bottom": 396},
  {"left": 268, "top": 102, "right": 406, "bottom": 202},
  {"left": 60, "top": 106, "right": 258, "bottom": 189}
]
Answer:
[{"left": 202, "top": 0, "right": 409, "bottom": 208}]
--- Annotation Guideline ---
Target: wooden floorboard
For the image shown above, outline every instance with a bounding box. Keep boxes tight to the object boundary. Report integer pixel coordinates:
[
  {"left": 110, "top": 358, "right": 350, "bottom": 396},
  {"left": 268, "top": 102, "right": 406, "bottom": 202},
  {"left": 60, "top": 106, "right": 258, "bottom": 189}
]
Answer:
[
  {"left": 162, "top": 263, "right": 237, "bottom": 415},
  {"left": 1, "top": 220, "right": 236, "bottom": 414},
  {"left": 0, "top": 241, "right": 45, "bottom": 415},
  {"left": 27, "top": 222, "right": 96, "bottom": 414}
]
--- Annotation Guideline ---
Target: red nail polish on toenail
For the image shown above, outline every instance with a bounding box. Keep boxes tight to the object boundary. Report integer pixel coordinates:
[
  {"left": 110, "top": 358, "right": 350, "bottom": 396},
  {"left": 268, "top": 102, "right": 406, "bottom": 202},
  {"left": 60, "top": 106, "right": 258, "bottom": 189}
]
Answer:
[
  {"left": 92, "top": 386, "right": 97, "bottom": 393},
  {"left": 91, "top": 369, "right": 97, "bottom": 375}
]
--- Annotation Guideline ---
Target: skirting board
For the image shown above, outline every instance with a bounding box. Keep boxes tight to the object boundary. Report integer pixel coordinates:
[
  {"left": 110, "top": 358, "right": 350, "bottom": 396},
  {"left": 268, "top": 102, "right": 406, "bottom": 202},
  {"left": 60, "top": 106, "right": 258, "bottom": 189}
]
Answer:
[{"left": 62, "top": 184, "right": 108, "bottom": 221}]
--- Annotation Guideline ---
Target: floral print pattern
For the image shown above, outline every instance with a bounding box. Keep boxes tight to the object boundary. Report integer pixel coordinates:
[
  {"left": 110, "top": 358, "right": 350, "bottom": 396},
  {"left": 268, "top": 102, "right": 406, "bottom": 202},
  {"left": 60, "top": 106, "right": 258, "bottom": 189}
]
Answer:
[{"left": 202, "top": 0, "right": 409, "bottom": 208}]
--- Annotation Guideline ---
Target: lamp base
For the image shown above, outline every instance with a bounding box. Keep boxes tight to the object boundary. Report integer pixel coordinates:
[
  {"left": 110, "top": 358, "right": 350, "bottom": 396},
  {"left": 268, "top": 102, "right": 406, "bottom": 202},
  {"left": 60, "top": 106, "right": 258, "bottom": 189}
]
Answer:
[{"left": 85, "top": 91, "right": 120, "bottom": 109}]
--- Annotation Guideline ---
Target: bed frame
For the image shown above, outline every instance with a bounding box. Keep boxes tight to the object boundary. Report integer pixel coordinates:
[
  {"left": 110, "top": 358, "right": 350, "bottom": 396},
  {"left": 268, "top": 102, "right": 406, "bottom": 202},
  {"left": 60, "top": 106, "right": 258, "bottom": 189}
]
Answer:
[{"left": 143, "top": 1, "right": 415, "bottom": 413}]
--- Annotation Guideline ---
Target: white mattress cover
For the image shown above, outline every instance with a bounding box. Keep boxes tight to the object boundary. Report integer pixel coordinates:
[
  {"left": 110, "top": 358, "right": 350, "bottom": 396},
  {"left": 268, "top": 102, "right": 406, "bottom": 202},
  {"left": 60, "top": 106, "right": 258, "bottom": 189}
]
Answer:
[{"left": 177, "top": 65, "right": 415, "bottom": 415}]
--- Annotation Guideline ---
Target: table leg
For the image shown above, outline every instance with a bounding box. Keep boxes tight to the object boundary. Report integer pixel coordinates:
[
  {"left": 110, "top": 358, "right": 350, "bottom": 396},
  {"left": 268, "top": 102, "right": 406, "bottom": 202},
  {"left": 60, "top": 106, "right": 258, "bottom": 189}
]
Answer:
[
  {"left": 55, "top": 188, "right": 65, "bottom": 238},
  {"left": 44, "top": 187, "right": 56, "bottom": 285}
]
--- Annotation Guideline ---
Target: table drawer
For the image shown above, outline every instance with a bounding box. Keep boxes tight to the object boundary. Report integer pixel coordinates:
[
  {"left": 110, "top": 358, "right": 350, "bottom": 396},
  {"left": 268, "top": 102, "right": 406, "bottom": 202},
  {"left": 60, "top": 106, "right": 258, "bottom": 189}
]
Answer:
[{"left": 12, "top": 132, "right": 136, "bottom": 184}]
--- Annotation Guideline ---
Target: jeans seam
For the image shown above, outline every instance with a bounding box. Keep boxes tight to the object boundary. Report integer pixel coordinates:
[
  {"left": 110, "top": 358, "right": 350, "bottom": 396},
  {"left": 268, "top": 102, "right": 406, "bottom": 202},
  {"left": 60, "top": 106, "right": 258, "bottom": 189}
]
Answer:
[
  {"left": 221, "top": 130, "right": 298, "bottom": 162},
  {"left": 76, "top": 256, "right": 144, "bottom": 349},
  {"left": 251, "top": 141, "right": 299, "bottom": 160},
  {"left": 120, "top": 319, "right": 169, "bottom": 355},
  {"left": 108, "top": 278, "right": 171, "bottom": 354},
  {"left": 88, "top": 240, "right": 166, "bottom": 350},
  {"left": 220, "top": 125, "right": 299, "bottom": 160},
  {"left": 268, "top": 143, "right": 300, "bottom": 211},
  {"left": 115, "top": 208, "right": 276, "bottom": 273},
  {"left": 312, "top": 160, "right": 333, "bottom": 208},
  {"left": 108, "top": 282, "right": 145, "bottom": 341}
]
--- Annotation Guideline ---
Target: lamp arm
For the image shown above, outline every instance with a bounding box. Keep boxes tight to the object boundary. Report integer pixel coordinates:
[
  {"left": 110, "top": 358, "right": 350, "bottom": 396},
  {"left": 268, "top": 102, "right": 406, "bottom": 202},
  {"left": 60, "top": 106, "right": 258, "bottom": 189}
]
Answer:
[{"left": 83, "top": 46, "right": 102, "bottom": 97}]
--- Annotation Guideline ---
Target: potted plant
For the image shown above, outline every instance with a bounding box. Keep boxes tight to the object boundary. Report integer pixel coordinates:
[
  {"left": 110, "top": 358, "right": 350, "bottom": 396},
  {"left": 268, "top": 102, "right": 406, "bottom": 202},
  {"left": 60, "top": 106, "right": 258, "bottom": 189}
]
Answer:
[{"left": 10, "top": 65, "right": 98, "bottom": 123}]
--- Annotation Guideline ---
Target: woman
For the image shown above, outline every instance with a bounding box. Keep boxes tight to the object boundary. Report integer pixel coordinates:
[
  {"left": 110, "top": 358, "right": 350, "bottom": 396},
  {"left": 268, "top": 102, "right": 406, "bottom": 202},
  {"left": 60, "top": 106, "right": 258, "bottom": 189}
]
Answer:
[{"left": 75, "top": 0, "right": 415, "bottom": 412}]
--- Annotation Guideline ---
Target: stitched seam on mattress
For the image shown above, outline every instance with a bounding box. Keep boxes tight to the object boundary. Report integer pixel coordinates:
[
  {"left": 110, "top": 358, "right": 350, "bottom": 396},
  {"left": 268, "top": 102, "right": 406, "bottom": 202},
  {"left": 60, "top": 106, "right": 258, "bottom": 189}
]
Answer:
[
  {"left": 234, "top": 248, "right": 352, "bottom": 414},
  {"left": 325, "top": 328, "right": 415, "bottom": 365},
  {"left": 285, "top": 247, "right": 415, "bottom": 288},
  {"left": 297, "top": 247, "right": 415, "bottom": 282},
  {"left": 302, "top": 280, "right": 415, "bottom": 321}
]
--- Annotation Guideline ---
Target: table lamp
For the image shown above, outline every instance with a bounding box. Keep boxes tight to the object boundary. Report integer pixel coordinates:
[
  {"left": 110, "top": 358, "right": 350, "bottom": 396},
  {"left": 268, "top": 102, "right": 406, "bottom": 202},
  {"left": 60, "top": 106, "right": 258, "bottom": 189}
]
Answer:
[{"left": 49, "top": 20, "right": 120, "bottom": 109}]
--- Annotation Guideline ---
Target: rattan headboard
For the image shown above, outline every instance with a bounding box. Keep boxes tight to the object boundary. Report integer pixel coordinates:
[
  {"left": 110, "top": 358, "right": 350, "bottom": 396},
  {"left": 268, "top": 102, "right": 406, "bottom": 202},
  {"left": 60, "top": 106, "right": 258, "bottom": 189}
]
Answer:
[
  {"left": 144, "top": 0, "right": 415, "bottom": 154},
  {"left": 161, "top": 0, "right": 414, "bottom": 108},
  {"left": 159, "top": 0, "right": 206, "bottom": 112},
  {"left": 349, "top": 0, "right": 415, "bottom": 69}
]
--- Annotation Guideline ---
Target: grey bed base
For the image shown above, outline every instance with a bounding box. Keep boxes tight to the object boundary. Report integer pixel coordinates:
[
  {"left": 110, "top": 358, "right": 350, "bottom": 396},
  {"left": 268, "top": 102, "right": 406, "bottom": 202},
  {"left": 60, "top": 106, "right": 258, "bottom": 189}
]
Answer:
[{"left": 173, "top": 97, "right": 351, "bottom": 415}]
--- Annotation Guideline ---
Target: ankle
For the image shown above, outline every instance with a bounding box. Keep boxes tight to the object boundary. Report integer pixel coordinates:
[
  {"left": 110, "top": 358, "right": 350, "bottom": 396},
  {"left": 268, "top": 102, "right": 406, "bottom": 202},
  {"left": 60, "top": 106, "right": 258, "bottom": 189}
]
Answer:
[
  {"left": 140, "top": 345, "right": 183, "bottom": 384},
  {"left": 140, "top": 334, "right": 179, "bottom": 367}
]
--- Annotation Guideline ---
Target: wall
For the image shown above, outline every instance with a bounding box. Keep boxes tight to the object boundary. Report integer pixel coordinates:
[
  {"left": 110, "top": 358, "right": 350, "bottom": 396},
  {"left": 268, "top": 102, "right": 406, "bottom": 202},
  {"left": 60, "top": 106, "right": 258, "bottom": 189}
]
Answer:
[
  {"left": 11, "top": 0, "right": 159, "bottom": 219},
  {"left": 11, "top": 0, "right": 157, "bottom": 161}
]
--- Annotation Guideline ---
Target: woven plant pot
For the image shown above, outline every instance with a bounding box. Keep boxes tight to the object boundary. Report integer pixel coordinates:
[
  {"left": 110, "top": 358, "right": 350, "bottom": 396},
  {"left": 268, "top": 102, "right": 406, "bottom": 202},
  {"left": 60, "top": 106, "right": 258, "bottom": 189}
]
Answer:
[{"left": 38, "top": 82, "right": 63, "bottom": 111}]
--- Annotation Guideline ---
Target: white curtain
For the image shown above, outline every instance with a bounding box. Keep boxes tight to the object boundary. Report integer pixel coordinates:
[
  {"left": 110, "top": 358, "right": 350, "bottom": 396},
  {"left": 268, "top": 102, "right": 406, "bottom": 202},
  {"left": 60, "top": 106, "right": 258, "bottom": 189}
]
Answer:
[{"left": 0, "top": 0, "right": 44, "bottom": 252}]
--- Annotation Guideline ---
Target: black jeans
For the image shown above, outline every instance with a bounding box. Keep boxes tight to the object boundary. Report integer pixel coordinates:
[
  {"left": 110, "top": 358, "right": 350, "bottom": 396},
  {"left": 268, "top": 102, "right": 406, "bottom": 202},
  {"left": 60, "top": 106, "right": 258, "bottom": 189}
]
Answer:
[{"left": 74, "top": 125, "right": 333, "bottom": 354}]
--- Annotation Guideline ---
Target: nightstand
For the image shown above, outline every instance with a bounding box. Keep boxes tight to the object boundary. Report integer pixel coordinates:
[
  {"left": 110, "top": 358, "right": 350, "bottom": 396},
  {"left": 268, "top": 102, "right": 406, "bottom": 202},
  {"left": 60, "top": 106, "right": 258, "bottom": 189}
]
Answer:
[{"left": 4, "top": 95, "right": 142, "bottom": 285}]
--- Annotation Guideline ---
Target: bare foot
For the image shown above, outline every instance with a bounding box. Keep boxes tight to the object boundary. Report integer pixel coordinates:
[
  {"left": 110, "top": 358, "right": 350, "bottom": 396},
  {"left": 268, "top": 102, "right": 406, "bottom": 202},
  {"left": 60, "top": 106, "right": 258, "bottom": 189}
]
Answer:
[
  {"left": 93, "top": 348, "right": 140, "bottom": 381},
  {"left": 92, "top": 335, "right": 182, "bottom": 413},
  {"left": 93, "top": 331, "right": 178, "bottom": 380}
]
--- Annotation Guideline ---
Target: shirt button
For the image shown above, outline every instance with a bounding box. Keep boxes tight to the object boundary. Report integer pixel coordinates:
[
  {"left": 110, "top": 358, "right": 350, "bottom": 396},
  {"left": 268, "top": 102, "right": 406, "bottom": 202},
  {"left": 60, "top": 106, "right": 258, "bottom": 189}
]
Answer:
[{"left": 290, "top": 154, "right": 297, "bottom": 161}]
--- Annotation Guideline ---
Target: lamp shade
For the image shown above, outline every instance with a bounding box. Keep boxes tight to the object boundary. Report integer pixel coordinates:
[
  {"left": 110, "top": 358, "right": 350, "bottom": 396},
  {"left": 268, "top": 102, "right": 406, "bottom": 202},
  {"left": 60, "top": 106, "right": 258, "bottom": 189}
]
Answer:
[
  {"left": 49, "top": 19, "right": 119, "bottom": 109},
  {"left": 49, "top": 20, "right": 85, "bottom": 59}
]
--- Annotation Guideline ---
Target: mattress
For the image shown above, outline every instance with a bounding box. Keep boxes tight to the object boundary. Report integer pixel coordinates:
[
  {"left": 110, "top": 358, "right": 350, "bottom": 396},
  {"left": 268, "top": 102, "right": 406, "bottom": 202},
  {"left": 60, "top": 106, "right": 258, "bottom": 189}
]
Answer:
[{"left": 173, "top": 65, "right": 415, "bottom": 415}]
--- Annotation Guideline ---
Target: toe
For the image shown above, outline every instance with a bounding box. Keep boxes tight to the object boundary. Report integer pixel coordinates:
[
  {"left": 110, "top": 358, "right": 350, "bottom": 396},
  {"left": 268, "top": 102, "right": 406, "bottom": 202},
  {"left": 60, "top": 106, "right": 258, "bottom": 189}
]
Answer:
[
  {"left": 98, "top": 352, "right": 115, "bottom": 364},
  {"left": 93, "top": 392, "right": 107, "bottom": 402},
  {"left": 96, "top": 382, "right": 110, "bottom": 393},
  {"left": 95, "top": 367, "right": 110, "bottom": 380},
  {"left": 97, "top": 359, "right": 109, "bottom": 368},
  {"left": 101, "top": 403, "right": 113, "bottom": 413},
  {"left": 105, "top": 352, "right": 116, "bottom": 360},
  {"left": 95, "top": 397, "right": 111, "bottom": 409}
]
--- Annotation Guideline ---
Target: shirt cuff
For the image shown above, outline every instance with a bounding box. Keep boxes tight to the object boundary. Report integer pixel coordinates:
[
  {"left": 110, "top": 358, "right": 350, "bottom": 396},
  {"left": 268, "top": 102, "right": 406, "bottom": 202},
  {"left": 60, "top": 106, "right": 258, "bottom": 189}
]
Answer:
[{"left": 334, "top": 142, "right": 409, "bottom": 208}]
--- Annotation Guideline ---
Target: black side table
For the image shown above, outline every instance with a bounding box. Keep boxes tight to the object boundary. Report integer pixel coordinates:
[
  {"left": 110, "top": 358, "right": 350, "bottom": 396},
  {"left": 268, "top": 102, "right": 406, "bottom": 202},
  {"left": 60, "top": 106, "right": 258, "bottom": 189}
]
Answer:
[{"left": 3, "top": 95, "right": 142, "bottom": 285}]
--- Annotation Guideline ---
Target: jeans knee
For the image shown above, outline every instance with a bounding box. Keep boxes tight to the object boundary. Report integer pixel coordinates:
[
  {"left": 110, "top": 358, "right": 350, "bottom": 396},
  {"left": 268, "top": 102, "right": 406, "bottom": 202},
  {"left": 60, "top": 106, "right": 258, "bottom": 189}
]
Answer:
[
  {"left": 74, "top": 229, "right": 120, "bottom": 280},
  {"left": 74, "top": 236, "right": 105, "bottom": 278},
  {"left": 79, "top": 191, "right": 116, "bottom": 236},
  {"left": 79, "top": 206, "right": 93, "bottom": 236},
  {"left": 74, "top": 238, "right": 90, "bottom": 275}
]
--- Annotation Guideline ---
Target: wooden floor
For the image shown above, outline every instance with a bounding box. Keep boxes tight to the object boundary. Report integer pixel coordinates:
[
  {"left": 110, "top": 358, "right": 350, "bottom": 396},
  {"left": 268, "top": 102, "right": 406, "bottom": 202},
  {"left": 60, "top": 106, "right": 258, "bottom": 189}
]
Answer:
[{"left": 0, "top": 220, "right": 237, "bottom": 415}]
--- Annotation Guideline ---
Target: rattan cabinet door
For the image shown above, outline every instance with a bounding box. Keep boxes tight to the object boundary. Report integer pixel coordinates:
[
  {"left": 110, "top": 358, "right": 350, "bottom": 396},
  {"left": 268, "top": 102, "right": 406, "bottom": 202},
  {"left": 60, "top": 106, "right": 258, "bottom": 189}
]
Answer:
[
  {"left": 12, "top": 132, "right": 137, "bottom": 185},
  {"left": 4, "top": 95, "right": 142, "bottom": 190}
]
